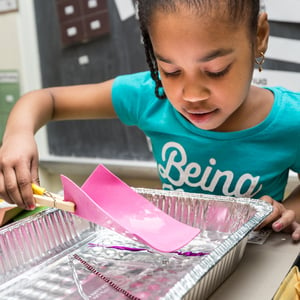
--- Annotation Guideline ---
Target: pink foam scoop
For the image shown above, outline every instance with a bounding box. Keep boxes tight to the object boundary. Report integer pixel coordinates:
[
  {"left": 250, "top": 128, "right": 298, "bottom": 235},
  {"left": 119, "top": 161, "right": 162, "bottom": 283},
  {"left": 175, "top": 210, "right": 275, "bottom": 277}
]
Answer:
[{"left": 61, "top": 164, "right": 200, "bottom": 253}]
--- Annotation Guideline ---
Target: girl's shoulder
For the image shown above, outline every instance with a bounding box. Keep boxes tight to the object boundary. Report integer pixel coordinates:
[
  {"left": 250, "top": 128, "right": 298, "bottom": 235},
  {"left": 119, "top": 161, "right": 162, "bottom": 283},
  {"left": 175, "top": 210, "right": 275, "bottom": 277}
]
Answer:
[
  {"left": 112, "top": 71, "right": 157, "bottom": 104},
  {"left": 265, "top": 86, "right": 300, "bottom": 103},
  {"left": 111, "top": 71, "right": 163, "bottom": 126},
  {"left": 113, "top": 71, "right": 155, "bottom": 90},
  {"left": 265, "top": 86, "right": 300, "bottom": 128}
]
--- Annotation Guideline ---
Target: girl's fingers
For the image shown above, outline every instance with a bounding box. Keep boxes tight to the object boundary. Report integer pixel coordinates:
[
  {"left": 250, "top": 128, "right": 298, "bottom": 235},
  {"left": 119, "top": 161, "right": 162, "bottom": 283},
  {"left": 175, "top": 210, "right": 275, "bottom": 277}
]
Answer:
[
  {"left": 0, "top": 171, "right": 13, "bottom": 204},
  {"left": 2, "top": 166, "right": 24, "bottom": 207},
  {"left": 30, "top": 155, "right": 40, "bottom": 186},
  {"left": 20, "top": 184, "right": 35, "bottom": 210},
  {"left": 2, "top": 162, "right": 34, "bottom": 210},
  {"left": 272, "top": 209, "right": 296, "bottom": 232},
  {"left": 259, "top": 195, "right": 300, "bottom": 240},
  {"left": 0, "top": 134, "right": 39, "bottom": 209},
  {"left": 256, "top": 196, "right": 281, "bottom": 230},
  {"left": 15, "top": 161, "right": 36, "bottom": 210},
  {"left": 258, "top": 196, "right": 297, "bottom": 232},
  {"left": 291, "top": 224, "right": 300, "bottom": 241}
]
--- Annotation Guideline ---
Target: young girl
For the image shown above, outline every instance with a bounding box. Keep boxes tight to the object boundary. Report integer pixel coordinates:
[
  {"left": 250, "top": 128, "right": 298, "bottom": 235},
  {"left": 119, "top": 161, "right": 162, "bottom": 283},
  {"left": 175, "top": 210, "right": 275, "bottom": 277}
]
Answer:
[{"left": 1, "top": 0, "right": 300, "bottom": 239}]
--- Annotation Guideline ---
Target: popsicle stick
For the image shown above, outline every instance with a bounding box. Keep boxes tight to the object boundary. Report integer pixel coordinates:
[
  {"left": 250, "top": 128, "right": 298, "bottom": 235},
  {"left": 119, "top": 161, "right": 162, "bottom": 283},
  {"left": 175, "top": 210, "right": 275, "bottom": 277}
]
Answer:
[{"left": 33, "top": 194, "right": 75, "bottom": 212}]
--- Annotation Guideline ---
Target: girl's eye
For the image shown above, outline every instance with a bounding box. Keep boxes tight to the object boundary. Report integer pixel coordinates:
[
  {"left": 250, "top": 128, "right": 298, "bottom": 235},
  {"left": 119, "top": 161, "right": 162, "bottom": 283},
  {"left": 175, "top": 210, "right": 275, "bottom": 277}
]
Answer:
[
  {"left": 161, "top": 70, "right": 181, "bottom": 77},
  {"left": 206, "top": 65, "right": 231, "bottom": 78}
]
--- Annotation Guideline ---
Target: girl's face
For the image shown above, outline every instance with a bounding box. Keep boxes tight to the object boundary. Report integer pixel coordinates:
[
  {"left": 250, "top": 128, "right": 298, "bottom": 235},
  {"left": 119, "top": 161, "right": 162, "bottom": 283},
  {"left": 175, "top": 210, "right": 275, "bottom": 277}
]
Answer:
[{"left": 149, "top": 6, "right": 259, "bottom": 132}]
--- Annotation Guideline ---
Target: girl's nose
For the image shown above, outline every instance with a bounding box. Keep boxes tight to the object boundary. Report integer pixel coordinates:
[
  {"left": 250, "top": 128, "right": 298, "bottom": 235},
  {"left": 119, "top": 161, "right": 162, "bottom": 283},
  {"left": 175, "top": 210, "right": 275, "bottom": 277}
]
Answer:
[
  {"left": 182, "top": 78, "right": 210, "bottom": 102},
  {"left": 183, "top": 87, "right": 209, "bottom": 102},
  {"left": 183, "top": 94, "right": 209, "bottom": 102}
]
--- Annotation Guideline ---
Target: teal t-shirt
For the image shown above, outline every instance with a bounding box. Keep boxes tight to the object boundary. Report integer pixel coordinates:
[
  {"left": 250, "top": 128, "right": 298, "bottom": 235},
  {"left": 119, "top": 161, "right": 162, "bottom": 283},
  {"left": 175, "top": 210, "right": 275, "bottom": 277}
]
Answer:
[{"left": 112, "top": 71, "right": 300, "bottom": 201}]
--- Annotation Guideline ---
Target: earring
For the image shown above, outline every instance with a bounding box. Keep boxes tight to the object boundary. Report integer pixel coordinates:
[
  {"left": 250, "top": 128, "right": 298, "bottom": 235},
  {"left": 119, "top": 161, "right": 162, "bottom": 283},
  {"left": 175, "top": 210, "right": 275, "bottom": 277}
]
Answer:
[{"left": 255, "top": 52, "right": 265, "bottom": 72}]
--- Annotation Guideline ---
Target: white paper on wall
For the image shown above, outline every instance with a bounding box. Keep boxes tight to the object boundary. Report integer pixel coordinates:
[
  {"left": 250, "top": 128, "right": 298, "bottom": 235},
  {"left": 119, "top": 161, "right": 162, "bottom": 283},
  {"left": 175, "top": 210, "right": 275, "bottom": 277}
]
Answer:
[
  {"left": 114, "top": 0, "right": 135, "bottom": 21},
  {"left": 264, "top": 0, "right": 300, "bottom": 23},
  {"left": 0, "top": 0, "right": 17, "bottom": 12},
  {"left": 252, "top": 69, "right": 300, "bottom": 92},
  {"left": 267, "top": 36, "right": 300, "bottom": 65}
]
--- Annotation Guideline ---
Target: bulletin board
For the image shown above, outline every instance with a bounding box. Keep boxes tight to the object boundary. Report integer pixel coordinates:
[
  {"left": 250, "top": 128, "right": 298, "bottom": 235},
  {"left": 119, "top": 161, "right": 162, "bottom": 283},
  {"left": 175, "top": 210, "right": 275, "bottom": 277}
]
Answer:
[{"left": 34, "top": 0, "right": 154, "bottom": 161}]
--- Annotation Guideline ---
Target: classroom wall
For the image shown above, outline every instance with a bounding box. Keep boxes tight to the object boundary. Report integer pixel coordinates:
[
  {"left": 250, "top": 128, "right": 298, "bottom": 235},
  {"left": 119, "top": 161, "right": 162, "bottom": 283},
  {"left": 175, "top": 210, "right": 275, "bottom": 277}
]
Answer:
[
  {"left": 0, "top": 10, "right": 20, "bottom": 142},
  {"left": 0, "top": 2, "right": 55, "bottom": 190},
  {"left": 0, "top": 13, "right": 20, "bottom": 69}
]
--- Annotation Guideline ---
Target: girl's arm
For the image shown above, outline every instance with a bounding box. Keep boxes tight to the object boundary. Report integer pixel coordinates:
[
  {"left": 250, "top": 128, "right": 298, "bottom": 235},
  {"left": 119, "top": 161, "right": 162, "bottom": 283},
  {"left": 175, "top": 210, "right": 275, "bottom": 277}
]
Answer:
[{"left": 0, "top": 79, "right": 115, "bottom": 209}]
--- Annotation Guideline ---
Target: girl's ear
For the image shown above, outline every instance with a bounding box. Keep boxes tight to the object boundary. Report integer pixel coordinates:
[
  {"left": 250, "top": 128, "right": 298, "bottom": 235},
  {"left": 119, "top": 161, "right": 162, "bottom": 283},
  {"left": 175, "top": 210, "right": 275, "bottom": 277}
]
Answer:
[{"left": 256, "top": 12, "right": 269, "bottom": 55}]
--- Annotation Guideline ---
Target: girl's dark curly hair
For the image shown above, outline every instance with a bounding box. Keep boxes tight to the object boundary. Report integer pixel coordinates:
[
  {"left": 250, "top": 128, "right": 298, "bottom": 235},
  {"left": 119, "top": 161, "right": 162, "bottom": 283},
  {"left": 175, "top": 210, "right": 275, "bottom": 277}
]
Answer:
[{"left": 137, "top": 0, "right": 260, "bottom": 99}]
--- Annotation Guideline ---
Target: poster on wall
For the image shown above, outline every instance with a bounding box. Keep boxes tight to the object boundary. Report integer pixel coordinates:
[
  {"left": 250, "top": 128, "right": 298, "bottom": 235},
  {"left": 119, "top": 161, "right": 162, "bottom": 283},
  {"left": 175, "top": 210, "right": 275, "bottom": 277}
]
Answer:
[{"left": 114, "top": 0, "right": 135, "bottom": 21}]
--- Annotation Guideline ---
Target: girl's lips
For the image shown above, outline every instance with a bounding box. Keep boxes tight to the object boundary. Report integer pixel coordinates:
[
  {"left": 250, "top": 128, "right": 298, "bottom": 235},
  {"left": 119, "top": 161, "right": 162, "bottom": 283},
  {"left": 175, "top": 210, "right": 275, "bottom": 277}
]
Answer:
[{"left": 185, "top": 109, "right": 218, "bottom": 124}]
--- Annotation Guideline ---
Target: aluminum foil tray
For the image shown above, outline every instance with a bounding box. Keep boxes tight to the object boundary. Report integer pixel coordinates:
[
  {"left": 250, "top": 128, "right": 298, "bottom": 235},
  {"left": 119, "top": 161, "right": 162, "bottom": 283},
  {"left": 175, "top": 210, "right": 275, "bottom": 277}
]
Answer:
[{"left": 0, "top": 188, "right": 272, "bottom": 299}]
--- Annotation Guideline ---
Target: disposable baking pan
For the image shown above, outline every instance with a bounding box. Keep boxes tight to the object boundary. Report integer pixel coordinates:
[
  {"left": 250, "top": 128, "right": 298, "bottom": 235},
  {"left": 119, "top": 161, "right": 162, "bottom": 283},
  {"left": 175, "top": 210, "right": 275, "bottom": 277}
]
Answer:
[{"left": 0, "top": 188, "right": 272, "bottom": 299}]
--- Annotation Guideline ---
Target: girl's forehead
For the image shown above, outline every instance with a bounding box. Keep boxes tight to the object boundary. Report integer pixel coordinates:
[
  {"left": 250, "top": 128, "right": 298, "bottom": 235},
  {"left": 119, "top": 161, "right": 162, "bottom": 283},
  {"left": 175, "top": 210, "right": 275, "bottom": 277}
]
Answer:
[
  {"left": 150, "top": 5, "right": 240, "bottom": 30},
  {"left": 149, "top": 1, "right": 228, "bottom": 17},
  {"left": 147, "top": 1, "right": 250, "bottom": 29},
  {"left": 148, "top": 4, "right": 253, "bottom": 44},
  {"left": 148, "top": 6, "right": 250, "bottom": 60}
]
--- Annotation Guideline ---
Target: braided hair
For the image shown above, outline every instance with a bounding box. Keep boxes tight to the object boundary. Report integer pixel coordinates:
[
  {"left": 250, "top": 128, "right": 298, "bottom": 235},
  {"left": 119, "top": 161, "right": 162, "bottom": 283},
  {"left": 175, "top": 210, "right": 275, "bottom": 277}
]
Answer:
[{"left": 137, "top": 0, "right": 260, "bottom": 100}]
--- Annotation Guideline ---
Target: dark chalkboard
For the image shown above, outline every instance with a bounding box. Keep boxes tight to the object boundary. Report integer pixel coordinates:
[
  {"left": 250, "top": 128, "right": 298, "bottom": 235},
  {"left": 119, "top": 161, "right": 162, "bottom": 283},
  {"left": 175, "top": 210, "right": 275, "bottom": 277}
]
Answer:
[{"left": 34, "top": 0, "right": 154, "bottom": 161}]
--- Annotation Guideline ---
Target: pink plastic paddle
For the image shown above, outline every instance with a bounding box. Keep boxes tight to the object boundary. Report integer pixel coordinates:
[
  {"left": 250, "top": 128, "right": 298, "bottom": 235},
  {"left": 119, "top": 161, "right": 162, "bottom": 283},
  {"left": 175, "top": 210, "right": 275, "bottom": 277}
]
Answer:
[{"left": 61, "top": 164, "right": 200, "bottom": 252}]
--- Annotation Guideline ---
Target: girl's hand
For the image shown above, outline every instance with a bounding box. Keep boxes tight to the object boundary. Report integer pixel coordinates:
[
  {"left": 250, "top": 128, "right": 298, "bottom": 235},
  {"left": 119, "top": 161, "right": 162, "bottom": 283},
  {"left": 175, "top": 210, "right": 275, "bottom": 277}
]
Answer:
[
  {"left": 258, "top": 195, "right": 300, "bottom": 241},
  {"left": 0, "top": 133, "right": 39, "bottom": 210}
]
